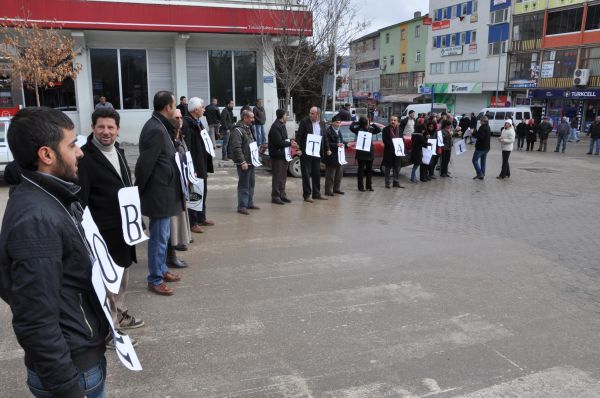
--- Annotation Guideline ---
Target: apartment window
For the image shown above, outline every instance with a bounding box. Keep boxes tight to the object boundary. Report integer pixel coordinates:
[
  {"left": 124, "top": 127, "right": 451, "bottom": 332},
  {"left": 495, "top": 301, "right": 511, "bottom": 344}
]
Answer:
[
  {"left": 462, "top": 2, "right": 468, "bottom": 15},
  {"left": 401, "top": 29, "right": 406, "bottom": 41},
  {"left": 512, "top": 13, "right": 544, "bottom": 41},
  {"left": 581, "top": 47, "right": 600, "bottom": 75},
  {"left": 356, "top": 59, "right": 380, "bottom": 71},
  {"left": 508, "top": 52, "right": 540, "bottom": 81},
  {"left": 385, "top": 33, "right": 390, "bottom": 44},
  {"left": 90, "top": 48, "right": 149, "bottom": 110},
  {"left": 543, "top": 49, "right": 577, "bottom": 78},
  {"left": 399, "top": 73, "right": 409, "bottom": 88},
  {"left": 433, "top": 35, "right": 439, "bottom": 48},
  {"left": 449, "top": 59, "right": 480, "bottom": 73},
  {"left": 372, "top": 39, "right": 376, "bottom": 50},
  {"left": 413, "top": 71, "right": 425, "bottom": 87},
  {"left": 473, "top": 0, "right": 478, "bottom": 12},
  {"left": 450, "top": 34, "right": 456, "bottom": 46},
  {"left": 430, "top": 62, "right": 444, "bottom": 75},
  {"left": 416, "top": 51, "right": 421, "bottom": 63},
  {"left": 415, "top": 25, "right": 421, "bottom": 38},
  {"left": 23, "top": 77, "right": 76, "bottom": 110},
  {"left": 208, "top": 50, "right": 257, "bottom": 105},
  {"left": 209, "top": 50, "right": 233, "bottom": 105},
  {"left": 401, "top": 53, "right": 406, "bottom": 64},
  {"left": 546, "top": 8, "right": 583, "bottom": 35},
  {"left": 390, "top": 55, "right": 395, "bottom": 65},
  {"left": 585, "top": 5, "right": 600, "bottom": 31},
  {"left": 443, "top": 7, "right": 450, "bottom": 19},
  {"left": 471, "top": 30, "right": 477, "bottom": 42},
  {"left": 490, "top": 9, "right": 508, "bottom": 25},
  {"left": 488, "top": 41, "right": 507, "bottom": 55},
  {"left": 233, "top": 51, "right": 257, "bottom": 107},
  {"left": 434, "top": 9, "right": 441, "bottom": 21},
  {"left": 441, "top": 35, "right": 447, "bottom": 47},
  {"left": 461, "top": 32, "right": 467, "bottom": 45}
]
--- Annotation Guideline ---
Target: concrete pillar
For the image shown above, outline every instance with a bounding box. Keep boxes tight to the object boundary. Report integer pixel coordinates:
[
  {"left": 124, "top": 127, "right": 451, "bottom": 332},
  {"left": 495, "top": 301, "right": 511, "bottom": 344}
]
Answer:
[
  {"left": 260, "top": 40, "right": 279, "bottom": 129},
  {"left": 71, "top": 31, "right": 91, "bottom": 134},
  {"left": 173, "top": 34, "right": 189, "bottom": 98}
]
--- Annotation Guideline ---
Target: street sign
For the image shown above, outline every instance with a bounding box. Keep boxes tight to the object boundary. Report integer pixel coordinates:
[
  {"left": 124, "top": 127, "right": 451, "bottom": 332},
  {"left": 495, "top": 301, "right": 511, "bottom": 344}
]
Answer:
[{"left": 418, "top": 84, "right": 432, "bottom": 94}]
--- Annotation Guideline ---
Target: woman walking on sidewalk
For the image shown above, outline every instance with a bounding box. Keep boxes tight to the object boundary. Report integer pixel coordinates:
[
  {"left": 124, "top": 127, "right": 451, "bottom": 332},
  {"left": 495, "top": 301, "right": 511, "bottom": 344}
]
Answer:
[{"left": 497, "top": 120, "right": 515, "bottom": 180}]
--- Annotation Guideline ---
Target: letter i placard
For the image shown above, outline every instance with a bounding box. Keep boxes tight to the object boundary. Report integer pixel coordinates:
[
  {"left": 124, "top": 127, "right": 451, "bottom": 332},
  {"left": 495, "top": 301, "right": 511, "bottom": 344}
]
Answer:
[{"left": 118, "top": 187, "right": 149, "bottom": 246}]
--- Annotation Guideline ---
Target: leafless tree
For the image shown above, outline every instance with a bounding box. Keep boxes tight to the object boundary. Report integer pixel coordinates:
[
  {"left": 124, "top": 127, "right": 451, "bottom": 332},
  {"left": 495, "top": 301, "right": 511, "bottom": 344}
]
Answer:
[
  {"left": 1, "top": 16, "right": 82, "bottom": 106},
  {"left": 255, "top": 0, "right": 368, "bottom": 117}
]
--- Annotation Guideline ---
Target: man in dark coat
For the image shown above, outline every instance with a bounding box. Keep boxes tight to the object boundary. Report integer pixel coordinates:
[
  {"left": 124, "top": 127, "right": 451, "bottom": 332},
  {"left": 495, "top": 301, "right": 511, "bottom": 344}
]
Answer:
[
  {"left": 472, "top": 115, "right": 491, "bottom": 179},
  {"left": 176, "top": 96, "right": 189, "bottom": 118},
  {"left": 268, "top": 109, "right": 297, "bottom": 204},
  {"left": 78, "top": 107, "right": 143, "bottom": 338},
  {"left": 230, "top": 110, "right": 259, "bottom": 214},
  {"left": 587, "top": 115, "right": 600, "bottom": 155},
  {"left": 337, "top": 103, "right": 352, "bottom": 121},
  {"left": 350, "top": 116, "right": 381, "bottom": 191},
  {"left": 296, "top": 106, "right": 329, "bottom": 202},
  {"left": 0, "top": 107, "right": 108, "bottom": 397},
  {"left": 381, "top": 115, "right": 404, "bottom": 189},
  {"left": 220, "top": 99, "right": 235, "bottom": 160},
  {"left": 253, "top": 98, "right": 267, "bottom": 145},
  {"left": 537, "top": 116, "right": 553, "bottom": 152},
  {"left": 204, "top": 98, "right": 220, "bottom": 149},
  {"left": 135, "top": 91, "right": 183, "bottom": 296},
  {"left": 323, "top": 114, "right": 346, "bottom": 196},
  {"left": 183, "top": 97, "right": 215, "bottom": 233}
]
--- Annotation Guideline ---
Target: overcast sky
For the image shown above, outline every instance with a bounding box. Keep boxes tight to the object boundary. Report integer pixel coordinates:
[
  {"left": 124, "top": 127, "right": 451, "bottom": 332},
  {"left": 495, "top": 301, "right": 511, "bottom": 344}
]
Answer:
[{"left": 350, "top": 0, "right": 430, "bottom": 32}]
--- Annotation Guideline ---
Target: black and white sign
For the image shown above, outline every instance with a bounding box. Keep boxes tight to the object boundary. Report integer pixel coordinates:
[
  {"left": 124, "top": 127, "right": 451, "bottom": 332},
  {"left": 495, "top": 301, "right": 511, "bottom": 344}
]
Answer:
[
  {"left": 356, "top": 131, "right": 372, "bottom": 152},
  {"left": 392, "top": 138, "right": 405, "bottom": 157},
  {"left": 305, "top": 134, "right": 322, "bottom": 157},
  {"left": 117, "top": 187, "right": 149, "bottom": 246},
  {"left": 249, "top": 142, "right": 261, "bottom": 167},
  {"left": 200, "top": 129, "right": 216, "bottom": 157}
]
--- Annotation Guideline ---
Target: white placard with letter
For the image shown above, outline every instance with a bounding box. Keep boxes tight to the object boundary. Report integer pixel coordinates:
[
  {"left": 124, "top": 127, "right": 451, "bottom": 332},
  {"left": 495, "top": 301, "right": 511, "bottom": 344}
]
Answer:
[
  {"left": 249, "top": 141, "right": 262, "bottom": 167},
  {"left": 392, "top": 137, "right": 405, "bottom": 157},
  {"left": 428, "top": 138, "right": 437, "bottom": 154},
  {"left": 356, "top": 131, "right": 372, "bottom": 152},
  {"left": 284, "top": 139, "right": 292, "bottom": 161},
  {"left": 184, "top": 151, "right": 201, "bottom": 185},
  {"left": 305, "top": 134, "right": 322, "bottom": 157},
  {"left": 437, "top": 131, "right": 444, "bottom": 147},
  {"left": 117, "top": 187, "right": 149, "bottom": 246},
  {"left": 422, "top": 147, "right": 433, "bottom": 165},
  {"left": 338, "top": 146, "right": 348, "bottom": 165},
  {"left": 454, "top": 139, "right": 468, "bottom": 155},
  {"left": 187, "top": 179, "right": 205, "bottom": 211},
  {"left": 200, "top": 129, "right": 216, "bottom": 157}
]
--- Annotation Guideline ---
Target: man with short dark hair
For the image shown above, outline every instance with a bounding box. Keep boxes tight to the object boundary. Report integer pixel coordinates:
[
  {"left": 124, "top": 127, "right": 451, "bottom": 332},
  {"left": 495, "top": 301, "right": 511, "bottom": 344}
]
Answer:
[
  {"left": 337, "top": 103, "right": 352, "bottom": 121},
  {"left": 220, "top": 99, "right": 235, "bottom": 160},
  {"left": 253, "top": 98, "right": 267, "bottom": 145},
  {"left": 400, "top": 110, "right": 416, "bottom": 135},
  {"left": 0, "top": 107, "right": 109, "bottom": 397},
  {"left": 95, "top": 95, "right": 114, "bottom": 110},
  {"left": 135, "top": 91, "right": 184, "bottom": 296},
  {"left": 78, "top": 107, "right": 143, "bottom": 339},
  {"left": 230, "top": 110, "right": 259, "bottom": 215},
  {"left": 537, "top": 116, "right": 552, "bottom": 152},
  {"left": 296, "top": 106, "right": 329, "bottom": 202},
  {"left": 382, "top": 115, "right": 404, "bottom": 188},
  {"left": 177, "top": 96, "right": 189, "bottom": 118},
  {"left": 268, "top": 109, "right": 297, "bottom": 204}
]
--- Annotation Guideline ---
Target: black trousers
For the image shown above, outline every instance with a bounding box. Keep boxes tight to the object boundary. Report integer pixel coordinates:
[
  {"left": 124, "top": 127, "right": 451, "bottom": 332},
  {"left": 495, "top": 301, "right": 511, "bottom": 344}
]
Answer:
[
  {"left": 428, "top": 155, "right": 439, "bottom": 176},
  {"left": 420, "top": 163, "right": 428, "bottom": 180},
  {"left": 500, "top": 150, "right": 511, "bottom": 177},
  {"left": 440, "top": 150, "right": 451, "bottom": 175},
  {"left": 526, "top": 140, "right": 535, "bottom": 151},
  {"left": 300, "top": 155, "right": 321, "bottom": 198},
  {"left": 271, "top": 158, "right": 288, "bottom": 199},
  {"left": 517, "top": 136, "right": 525, "bottom": 149},
  {"left": 357, "top": 159, "right": 373, "bottom": 189}
]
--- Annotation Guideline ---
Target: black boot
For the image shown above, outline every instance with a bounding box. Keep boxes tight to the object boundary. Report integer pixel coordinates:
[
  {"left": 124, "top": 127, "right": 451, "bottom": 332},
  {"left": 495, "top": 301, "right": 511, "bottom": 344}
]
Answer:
[{"left": 167, "top": 245, "right": 188, "bottom": 268}]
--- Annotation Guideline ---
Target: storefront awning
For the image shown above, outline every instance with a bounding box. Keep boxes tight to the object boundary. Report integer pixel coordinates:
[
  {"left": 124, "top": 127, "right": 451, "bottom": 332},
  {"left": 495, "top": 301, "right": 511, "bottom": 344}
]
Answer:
[{"left": 380, "top": 94, "right": 423, "bottom": 103}]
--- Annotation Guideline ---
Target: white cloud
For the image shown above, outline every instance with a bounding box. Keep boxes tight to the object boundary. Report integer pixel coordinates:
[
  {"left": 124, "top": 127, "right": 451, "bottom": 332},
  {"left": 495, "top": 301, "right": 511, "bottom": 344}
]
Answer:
[{"left": 351, "top": 0, "right": 430, "bottom": 32}]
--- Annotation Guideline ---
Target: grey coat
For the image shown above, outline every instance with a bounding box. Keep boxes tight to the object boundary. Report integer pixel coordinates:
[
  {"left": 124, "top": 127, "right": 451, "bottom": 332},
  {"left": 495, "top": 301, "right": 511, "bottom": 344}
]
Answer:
[{"left": 230, "top": 122, "right": 256, "bottom": 165}]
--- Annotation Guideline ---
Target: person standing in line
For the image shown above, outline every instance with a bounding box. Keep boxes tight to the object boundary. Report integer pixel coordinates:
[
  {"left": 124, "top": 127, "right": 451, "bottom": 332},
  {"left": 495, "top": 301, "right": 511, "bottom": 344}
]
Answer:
[
  {"left": 324, "top": 114, "right": 346, "bottom": 196},
  {"left": 0, "top": 107, "right": 109, "bottom": 397},
  {"left": 555, "top": 116, "right": 570, "bottom": 153},
  {"left": 176, "top": 96, "right": 189, "bottom": 118},
  {"left": 469, "top": 112, "right": 478, "bottom": 144},
  {"left": 459, "top": 114, "right": 470, "bottom": 137},
  {"left": 400, "top": 110, "right": 416, "bottom": 135},
  {"left": 338, "top": 103, "right": 352, "bottom": 121},
  {"left": 587, "top": 115, "right": 600, "bottom": 155},
  {"left": 350, "top": 116, "right": 381, "bottom": 191},
  {"left": 425, "top": 120, "right": 439, "bottom": 180},
  {"left": 497, "top": 120, "right": 515, "bottom": 179},
  {"left": 230, "top": 110, "right": 260, "bottom": 215},
  {"left": 220, "top": 99, "right": 235, "bottom": 161},
  {"left": 568, "top": 116, "right": 580, "bottom": 143},
  {"left": 526, "top": 118, "right": 537, "bottom": 151},
  {"left": 382, "top": 115, "right": 405, "bottom": 188},
  {"left": 135, "top": 91, "right": 183, "bottom": 296},
  {"left": 204, "top": 98, "right": 220, "bottom": 149},
  {"left": 253, "top": 98, "right": 267, "bottom": 145},
  {"left": 440, "top": 120, "right": 453, "bottom": 178},
  {"left": 95, "top": 95, "right": 114, "bottom": 110},
  {"left": 183, "top": 97, "right": 215, "bottom": 234},
  {"left": 268, "top": 109, "right": 298, "bottom": 204},
  {"left": 77, "top": 107, "right": 144, "bottom": 346},
  {"left": 472, "top": 115, "right": 491, "bottom": 180},
  {"left": 296, "top": 106, "right": 329, "bottom": 202},
  {"left": 537, "top": 116, "right": 552, "bottom": 152},
  {"left": 410, "top": 126, "right": 429, "bottom": 183},
  {"left": 515, "top": 119, "right": 527, "bottom": 151}
]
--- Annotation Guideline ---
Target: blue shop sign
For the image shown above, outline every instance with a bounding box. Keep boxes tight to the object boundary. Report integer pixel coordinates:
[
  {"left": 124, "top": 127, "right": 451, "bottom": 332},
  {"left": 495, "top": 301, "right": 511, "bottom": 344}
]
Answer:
[{"left": 532, "top": 89, "right": 600, "bottom": 99}]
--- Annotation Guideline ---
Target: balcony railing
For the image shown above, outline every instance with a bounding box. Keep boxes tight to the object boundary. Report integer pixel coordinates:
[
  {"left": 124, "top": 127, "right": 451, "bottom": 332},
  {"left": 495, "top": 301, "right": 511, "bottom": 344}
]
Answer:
[
  {"left": 509, "top": 39, "right": 542, "bottom": 52},
  {"left": 539, "top": 77, "right": 573, "bottom": 88}
]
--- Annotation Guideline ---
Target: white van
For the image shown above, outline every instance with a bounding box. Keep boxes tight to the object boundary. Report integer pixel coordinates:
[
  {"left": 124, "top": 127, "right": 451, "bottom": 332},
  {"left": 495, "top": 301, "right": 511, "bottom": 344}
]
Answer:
[
  {"left": 476, "top": 107, "right": 532, "bottom": 135},
  {"left": 401, "top": 103, "right": 448, "bottom": 119}
]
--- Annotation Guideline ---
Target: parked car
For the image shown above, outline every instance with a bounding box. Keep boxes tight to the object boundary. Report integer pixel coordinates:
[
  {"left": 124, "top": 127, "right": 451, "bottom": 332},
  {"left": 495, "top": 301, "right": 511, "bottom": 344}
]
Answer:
[{"left": 259, "top": 121, "right": 413, "bottom": 177}]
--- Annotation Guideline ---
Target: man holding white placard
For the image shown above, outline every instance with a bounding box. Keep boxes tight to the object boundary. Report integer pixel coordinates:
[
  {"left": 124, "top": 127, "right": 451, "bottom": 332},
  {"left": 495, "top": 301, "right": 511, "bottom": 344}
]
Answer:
[
  {"left": 296, "top": 106, "right": 329, "bottom": 202},
  {"left": 323, "top": 115, "right": 347, "bottom": 196},
  {"left": 268, "top": 109, "right": 297, "bottom": 204},
  {"left": 0, "top": 107, "right": 109, "bottom": 397},
  {"left": 230, "top": 110, "right": 259, "bottom": 214},
  {"left": 382, "top": 116, "right": 405, "bottom": 189},
  {"left": 183, "top": 97, "right": 215, "bottom": 233},
  {"left": 78, "top": 107, "right": 144, "bottom": 340},
  {"left": 350, "top": 117, "right": 381, "bottom": 192}
]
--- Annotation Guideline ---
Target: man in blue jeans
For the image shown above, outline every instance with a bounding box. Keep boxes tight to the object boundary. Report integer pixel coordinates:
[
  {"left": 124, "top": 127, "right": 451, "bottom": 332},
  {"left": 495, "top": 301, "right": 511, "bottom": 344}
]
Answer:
[
  {"left": 472, "top": 115, "right": 491, "bottom": 180},
  {"left": 0, "top": 107, "right": 108, "bottom": 397},
  {"left": 230, "top": 110, "right": 260, "bottom": 215},
  {"left": 253, "top": 98, "right": 267, "bottom": 145},
  {"left": 587, "top": 115, "right": 600, "bottom": 155},
  {"left": 135, "top": 91, "right": 184, "bottom": 296}
]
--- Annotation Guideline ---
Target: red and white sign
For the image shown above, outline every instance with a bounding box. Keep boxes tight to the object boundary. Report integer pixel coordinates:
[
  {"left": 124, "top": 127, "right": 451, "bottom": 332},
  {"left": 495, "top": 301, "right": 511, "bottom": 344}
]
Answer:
[
  {"left": 491, "top": 96, "right": 509, "bottom": 107},
  {"left": 468, "top": 43, "right": 478, "bottom": 53},
  {"left": 432, "top": 20, "right": 451, "bottom": 31},
  {"left": 2, "top": 0, "right": 312, "bottom": 35},
  {"left": 423, "top": 17, "right": 432, "bottom": 25}
]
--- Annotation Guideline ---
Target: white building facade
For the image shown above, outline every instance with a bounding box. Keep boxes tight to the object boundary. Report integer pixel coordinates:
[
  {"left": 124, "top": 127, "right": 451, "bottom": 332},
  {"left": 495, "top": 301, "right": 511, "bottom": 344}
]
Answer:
[
  {"left": 349, "top": 32, "right": 381, "bottom": 108},
  {"left": 424, "top": 0, "right": 510, "bottom": 115},
  {"left": 2, "top": 0, "right": 309, "bottom": 142}
]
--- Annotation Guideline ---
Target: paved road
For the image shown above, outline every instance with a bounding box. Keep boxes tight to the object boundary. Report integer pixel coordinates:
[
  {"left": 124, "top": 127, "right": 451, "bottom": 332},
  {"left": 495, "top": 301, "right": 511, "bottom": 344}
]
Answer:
[{"left": 1, "top": 137, "right": 600, "bottom": 397}]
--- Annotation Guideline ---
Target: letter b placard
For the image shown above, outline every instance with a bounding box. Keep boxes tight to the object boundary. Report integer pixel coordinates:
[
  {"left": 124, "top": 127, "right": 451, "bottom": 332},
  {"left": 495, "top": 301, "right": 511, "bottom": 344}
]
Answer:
[{"left": 118, "top": 187, "right": 149, "bottom": 246}]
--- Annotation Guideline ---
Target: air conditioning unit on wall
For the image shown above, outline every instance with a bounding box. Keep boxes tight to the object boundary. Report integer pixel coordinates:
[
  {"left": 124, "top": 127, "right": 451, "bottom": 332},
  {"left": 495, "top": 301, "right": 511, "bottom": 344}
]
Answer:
[{"left": 573, "top": 69, "right": 590, "bottom": 86}]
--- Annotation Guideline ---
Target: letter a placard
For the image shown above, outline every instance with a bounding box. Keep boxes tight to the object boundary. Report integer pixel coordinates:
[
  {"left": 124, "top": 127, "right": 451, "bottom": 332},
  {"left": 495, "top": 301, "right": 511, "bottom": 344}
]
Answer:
[
  {"left": 356, "top": 131, "right": 372, "bottom": 152},
  {"left": 118, "top": 187, "right": 149, "bottom": 246}
]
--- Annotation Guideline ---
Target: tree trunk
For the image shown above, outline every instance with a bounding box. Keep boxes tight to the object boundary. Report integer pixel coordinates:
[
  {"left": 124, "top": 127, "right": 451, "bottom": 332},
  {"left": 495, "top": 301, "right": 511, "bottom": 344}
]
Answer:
[{"left": 34, "top": 77, "right": 40, "bottom": 107}]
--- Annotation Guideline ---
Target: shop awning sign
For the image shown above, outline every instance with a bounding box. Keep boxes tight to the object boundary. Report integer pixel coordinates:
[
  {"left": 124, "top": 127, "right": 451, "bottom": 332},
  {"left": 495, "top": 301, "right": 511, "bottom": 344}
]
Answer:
[
  {"left": 441, "top": 45, "right": 463, "bottom": 57},
  {"left": 531, "top": 89, "right": 600, "bottom": 99}
]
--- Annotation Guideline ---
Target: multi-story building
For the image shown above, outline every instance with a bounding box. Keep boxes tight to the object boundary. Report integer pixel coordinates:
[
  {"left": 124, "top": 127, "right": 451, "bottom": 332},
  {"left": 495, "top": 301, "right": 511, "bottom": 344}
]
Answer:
[
  {"left": 424, "top": 0, "right": 511, "bottom": 115},
  {"left": 1, "top": 0, "right": 310, "bottom": 141},
  {"left": 349, "top": 31, "right": 381, "bottom": 108},
  {"left": 508, "top": 0, "right": 600, "bottom": 129},
  {"left": 379, "top": 12, "right": 428, "bottom": 119}
]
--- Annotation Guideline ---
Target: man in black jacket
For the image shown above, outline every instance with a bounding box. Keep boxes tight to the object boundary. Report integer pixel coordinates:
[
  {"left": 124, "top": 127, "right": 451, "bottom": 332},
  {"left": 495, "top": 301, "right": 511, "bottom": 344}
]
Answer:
[
  {"left": 253, "top": 98, "right": 267, "bottom": 145},
  {"left": 472, "top": 115, "right": 491, "bottom": 179},
  {"left": 220, "top": 99, "right": 235, "bottom": 160},
  {"left": 537, "top": 116, "right": 553, "bottom": 152},
  {"left": 230, "top": 110, "right": 259, "bottom": 215},
  {"left": 204, "top": 97, "right": 220, "bottom": 148},
  {"left": 183, "top": 97, "right": 215, "bottom": 233},
  {"left": 0, "top": 107, "right": 109, "bottom": 397},
  {"left": 78, "top": 108, "right": 143, "bottom": 337},
  {"left": 135, "top": 91, "right": 183, "bottom": 296},
  {"left": 296, "top": 106, "right": 329, "bottom": 202},
  {"left": 268, "top": 109, "right": 298, "bottom": 204},
  {"left": 587, "top": 115, "right": 600, "bottom": 155},
  {"left": 176, "top": 96, "right": 189, "bottom": 118}
]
